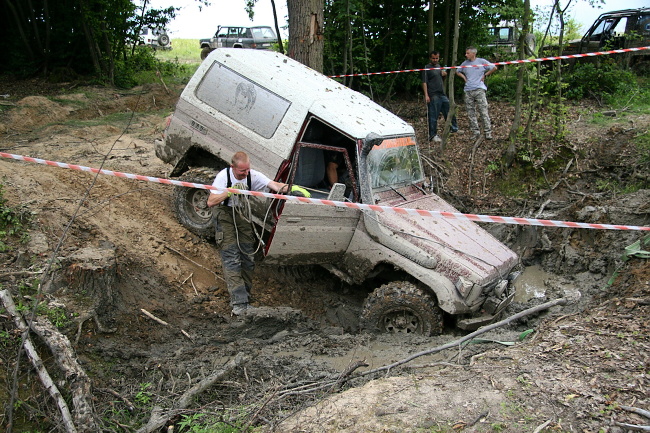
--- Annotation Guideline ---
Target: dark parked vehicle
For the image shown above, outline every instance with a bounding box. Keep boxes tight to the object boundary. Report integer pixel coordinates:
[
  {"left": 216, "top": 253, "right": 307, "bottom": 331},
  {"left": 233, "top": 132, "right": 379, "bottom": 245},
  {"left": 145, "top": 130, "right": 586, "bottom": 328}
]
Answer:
[
  {"left": 555, "top": 8, "right": 650, "bottom": 71},
  {"left": 200, "top": 25, "right": 276, "bottom": 59},
  {"left": 486, "top": 21, "right": 536, "bottom": 59}
]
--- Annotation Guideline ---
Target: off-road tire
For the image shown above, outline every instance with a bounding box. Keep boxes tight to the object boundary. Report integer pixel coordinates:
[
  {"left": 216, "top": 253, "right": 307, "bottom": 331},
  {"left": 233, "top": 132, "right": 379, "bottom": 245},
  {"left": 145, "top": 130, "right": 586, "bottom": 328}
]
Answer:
[
  {"left": 158, "top": 34, "right": 170, "bottom": 47},
  {"left": 201, "top": 46, "right": 213, "bottom": 60},
  {"left": 524, "top": 33, "right": 536, "bottom": 57},
  {"left": 173, "top": 168, "right": 219, "bottom": 238},
  {"left": 360, "top": 281, "right": 444, "bottom": 336}
]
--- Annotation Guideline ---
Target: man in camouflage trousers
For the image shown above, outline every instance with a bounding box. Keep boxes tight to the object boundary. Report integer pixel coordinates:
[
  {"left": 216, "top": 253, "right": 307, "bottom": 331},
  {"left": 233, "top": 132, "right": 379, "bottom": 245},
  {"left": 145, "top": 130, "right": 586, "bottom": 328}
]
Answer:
[{"left": 456, "top": 46, "right": 497, "bottom": 140}]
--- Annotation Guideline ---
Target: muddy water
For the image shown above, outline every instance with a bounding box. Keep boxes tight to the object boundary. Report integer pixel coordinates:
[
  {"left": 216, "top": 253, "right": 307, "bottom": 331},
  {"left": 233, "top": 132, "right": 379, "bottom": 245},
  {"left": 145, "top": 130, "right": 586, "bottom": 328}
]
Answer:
[{"left": 513, "top": 265, "right": 554, "bottom": 303}]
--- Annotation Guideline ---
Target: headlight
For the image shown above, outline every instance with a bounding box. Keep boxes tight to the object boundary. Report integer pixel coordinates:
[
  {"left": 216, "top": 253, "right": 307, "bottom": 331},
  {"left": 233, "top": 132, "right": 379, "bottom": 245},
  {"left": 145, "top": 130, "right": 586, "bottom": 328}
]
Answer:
[
  {"left": 455, "top": 276, "right": 473, "bottom": 296},
  {"left": 494, "top": 279, "right": 508, "bottom": 297}
]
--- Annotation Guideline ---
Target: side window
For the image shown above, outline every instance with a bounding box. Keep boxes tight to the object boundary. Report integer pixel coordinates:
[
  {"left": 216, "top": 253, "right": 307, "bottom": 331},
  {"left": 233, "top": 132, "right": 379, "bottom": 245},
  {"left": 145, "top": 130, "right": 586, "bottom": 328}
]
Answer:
[
  {"left": 612, "top": 18, "right": 627, "bottom": 37},
  {"left": 589, "top": 20, "right": 608, "bottom": 41},
  {"left": 642, "top": 15, "right": 650, "bottom": 33},
  {"left": 195, "top": 62, "right": 291, "bottom": 139},
  {"left": 297, "top": 118, "right": 359, "bottom": 202},
  {"left": 217, "top": 27, "right": 227, "bottom": 37},
  {"left": 498, "top": 28, "right": 511, "bottom": 42}
]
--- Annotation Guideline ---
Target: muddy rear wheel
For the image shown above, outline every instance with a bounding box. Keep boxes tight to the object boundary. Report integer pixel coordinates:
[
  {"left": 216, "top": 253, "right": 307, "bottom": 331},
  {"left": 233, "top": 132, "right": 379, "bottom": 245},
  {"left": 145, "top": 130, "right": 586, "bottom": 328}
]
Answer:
[
  {"left": 173, "top": 168, "right": 219, "bottom": 238},
  {"left": 360, "top": 281, "right": 444, "bottom": 336}
]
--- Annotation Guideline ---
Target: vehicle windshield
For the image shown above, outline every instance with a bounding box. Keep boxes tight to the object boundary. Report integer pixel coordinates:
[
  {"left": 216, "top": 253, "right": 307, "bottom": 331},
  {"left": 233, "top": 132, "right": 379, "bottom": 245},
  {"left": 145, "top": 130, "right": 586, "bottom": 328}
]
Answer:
[{"left": 367, "top": 136, "right": 424, "bottom": 189}]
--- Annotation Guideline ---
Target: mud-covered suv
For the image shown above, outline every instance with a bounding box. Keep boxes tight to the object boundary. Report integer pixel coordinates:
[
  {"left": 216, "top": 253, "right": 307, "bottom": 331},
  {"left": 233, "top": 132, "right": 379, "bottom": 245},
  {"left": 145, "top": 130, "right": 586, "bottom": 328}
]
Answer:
[
  {"left": 155, "top": 48, "right": 520, "bottom": 335},
  {"left": 200, "top": 25, "right": 276, "bottom": 59}
]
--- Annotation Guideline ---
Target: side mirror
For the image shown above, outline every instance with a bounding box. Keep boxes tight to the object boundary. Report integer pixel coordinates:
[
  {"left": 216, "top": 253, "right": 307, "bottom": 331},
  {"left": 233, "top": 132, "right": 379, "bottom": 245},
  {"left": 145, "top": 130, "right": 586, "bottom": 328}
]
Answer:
[
  {"left": 361, "top": 132, "right": 384, "bottom": 156},
  {"left": 327, "top": 183, "right": 346, "bottom": 201}
]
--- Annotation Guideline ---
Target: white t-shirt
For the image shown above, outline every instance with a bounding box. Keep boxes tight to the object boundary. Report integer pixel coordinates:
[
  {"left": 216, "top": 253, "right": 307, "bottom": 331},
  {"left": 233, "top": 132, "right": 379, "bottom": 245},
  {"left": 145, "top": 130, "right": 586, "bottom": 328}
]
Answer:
[{"left": 211, "top": 167, "right": 272, "bottom": 207}]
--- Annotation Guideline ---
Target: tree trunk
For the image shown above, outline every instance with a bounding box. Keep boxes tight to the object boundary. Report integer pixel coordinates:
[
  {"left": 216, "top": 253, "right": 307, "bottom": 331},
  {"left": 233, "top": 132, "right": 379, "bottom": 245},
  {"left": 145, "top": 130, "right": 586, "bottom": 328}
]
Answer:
[
  {"left": 441, "top": 0, "right": 461, "bottom": 154},
  {"left": 504, "top": 0, "right": 531, "bottom": 166},
  {"left": 60, "top": 246, "right": 120, "bottom": 319},
  {"left": 287, "top": 0, "right": 324, "bottom": 72},
  {"left": 427, "top": 0, "right": 434, "bottom": 52},
  {"left": 271, "top": 0, "right": 285, "bottom": 54},
  {"left": 443, "top": 0, "right": 452, "bottom": 66}
]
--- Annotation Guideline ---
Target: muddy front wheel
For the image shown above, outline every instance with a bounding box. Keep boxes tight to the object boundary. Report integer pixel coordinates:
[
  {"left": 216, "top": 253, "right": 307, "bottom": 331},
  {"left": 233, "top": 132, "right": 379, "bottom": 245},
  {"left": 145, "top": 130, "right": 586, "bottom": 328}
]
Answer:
[
  {"left": 360, "top": 281, "right": 444, "bottom": 336},
  {"left": 173, "top": 168, "right": 218, "bottom": 238}
]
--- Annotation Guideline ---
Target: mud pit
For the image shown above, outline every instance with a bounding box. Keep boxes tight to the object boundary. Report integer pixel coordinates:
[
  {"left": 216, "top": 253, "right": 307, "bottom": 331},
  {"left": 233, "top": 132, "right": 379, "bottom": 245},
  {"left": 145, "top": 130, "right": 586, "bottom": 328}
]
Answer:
[{"left": 0, "top": 79, "right": 648, "bottom": 432}]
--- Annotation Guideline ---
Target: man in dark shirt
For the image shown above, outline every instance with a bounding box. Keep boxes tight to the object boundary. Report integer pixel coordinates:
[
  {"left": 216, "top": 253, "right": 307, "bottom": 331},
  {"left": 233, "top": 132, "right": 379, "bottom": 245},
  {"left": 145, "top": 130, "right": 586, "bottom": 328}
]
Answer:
[{"left": 421, "top": 50, "right": 458, "bottom": 142}]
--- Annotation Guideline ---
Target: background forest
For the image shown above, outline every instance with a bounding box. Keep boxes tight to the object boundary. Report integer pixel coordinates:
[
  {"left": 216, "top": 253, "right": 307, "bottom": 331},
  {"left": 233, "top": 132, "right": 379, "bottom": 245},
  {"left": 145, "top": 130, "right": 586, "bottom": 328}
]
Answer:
[{"left": 0, "top": 0, "right": 583, "bottom": 93}]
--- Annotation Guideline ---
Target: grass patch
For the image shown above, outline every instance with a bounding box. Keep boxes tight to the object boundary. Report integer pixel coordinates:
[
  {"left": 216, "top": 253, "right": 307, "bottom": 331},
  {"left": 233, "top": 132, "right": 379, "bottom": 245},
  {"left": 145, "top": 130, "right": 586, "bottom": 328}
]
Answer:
[
  {"left": 155, "top": 39, "right": 201, "bottom": 65},
  {"left": 60, "top": 111, "right": 150, "bottom": 128}
]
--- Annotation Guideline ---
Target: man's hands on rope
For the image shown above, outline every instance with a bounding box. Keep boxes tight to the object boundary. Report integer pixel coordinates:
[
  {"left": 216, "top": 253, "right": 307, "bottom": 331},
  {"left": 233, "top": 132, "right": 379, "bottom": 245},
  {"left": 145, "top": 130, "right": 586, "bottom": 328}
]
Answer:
[{"left": 227, "top": 184, "right": 244, "bottom": 198}]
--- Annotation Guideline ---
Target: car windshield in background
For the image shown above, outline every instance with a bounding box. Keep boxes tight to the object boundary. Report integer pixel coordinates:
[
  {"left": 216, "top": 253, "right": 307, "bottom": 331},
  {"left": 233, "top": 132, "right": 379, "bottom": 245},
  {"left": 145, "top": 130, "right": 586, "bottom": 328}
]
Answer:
[
  {"left": 252, "top": 27, "right": 276, "bottom": 39},
  {"left": 367, "top": 137, "right": 424, "bottom": 189}
]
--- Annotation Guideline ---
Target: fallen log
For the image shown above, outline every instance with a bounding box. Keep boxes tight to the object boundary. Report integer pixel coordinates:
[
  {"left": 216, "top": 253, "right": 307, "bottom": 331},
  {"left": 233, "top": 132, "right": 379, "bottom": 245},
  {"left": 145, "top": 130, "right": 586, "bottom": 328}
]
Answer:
[
  {"left": 0, "top": 289, "right": 78, "bottom": 433},
  {"left": 28, "top": 315, "right": 99, "bottom": 432}
]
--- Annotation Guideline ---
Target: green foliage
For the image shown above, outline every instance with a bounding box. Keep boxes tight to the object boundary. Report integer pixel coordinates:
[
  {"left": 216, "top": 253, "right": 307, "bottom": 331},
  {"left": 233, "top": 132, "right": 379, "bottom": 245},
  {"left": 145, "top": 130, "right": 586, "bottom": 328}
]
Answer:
[
  {"left": 487, "top": 72, "right": 518, "bottom": 101},
  {"left": 564, "top": 62, "right": 638, "bottom": 102},
  {"left": 322, "top": 0, "right": 520, "bottom": 100},
  {"left": 46, "top": 305, "right": 71, "bottom": 329},
  {"left": 0, "top": 184, "right": 30, "bottom": 252},
  {"left": 0, "top": 329, "right": 17, "bottom": 349},
  {"left": 135, "top": 383, "right": 153, "bottom": 406},
  {"left": 176, "top": 413, "right": 243, "bottom": 433},
  {"left": 113, "top": 46, "right": 195, "bottom": 88},
  {"left": 0, "top": 0, "right": 180, "bottom": 83}
]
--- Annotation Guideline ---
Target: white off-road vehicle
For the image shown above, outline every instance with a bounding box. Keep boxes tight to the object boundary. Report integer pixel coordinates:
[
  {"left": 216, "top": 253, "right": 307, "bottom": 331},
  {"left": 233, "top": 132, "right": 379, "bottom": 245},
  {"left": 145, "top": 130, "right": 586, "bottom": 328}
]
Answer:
[{"left": 155, "top": 48, "right": 520, "bottom": 335}]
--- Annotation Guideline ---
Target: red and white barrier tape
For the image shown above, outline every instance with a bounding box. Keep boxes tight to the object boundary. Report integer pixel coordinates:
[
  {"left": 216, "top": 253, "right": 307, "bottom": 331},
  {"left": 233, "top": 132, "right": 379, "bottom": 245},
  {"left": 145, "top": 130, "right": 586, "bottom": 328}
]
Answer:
[
  {"left": 328, "top": 46, "right": 650, "bottom": 78},
  {"left": 1, "top": 152, "right": 648, "bottom": 232}
]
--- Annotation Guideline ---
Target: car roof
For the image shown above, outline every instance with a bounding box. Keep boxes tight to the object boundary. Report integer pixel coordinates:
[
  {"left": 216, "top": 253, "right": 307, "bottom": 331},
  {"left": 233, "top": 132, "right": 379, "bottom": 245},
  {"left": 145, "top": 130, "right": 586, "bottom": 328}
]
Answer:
[
  {"left": 596, "top": 7, "right": 650, "bottom": 19},
  {"left": 217, "top": 25, "right": 274, "bottom": 29},
  {"left": 207, "top": 49, "right": 414, "bottom": 141}
]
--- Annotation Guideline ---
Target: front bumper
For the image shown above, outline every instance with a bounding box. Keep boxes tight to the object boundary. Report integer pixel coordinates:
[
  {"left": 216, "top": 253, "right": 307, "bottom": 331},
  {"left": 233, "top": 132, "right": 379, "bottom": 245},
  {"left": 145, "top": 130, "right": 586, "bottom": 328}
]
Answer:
[{"left": 456, "top": 271, "right": 520, "bottom": 331}]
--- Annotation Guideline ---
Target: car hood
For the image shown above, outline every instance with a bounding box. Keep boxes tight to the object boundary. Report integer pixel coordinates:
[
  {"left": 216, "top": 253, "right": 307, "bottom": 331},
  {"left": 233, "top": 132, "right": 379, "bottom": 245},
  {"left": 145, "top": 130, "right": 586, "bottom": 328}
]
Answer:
[{"left": 375, "top": 193, "right": 518, "bottom": 285}]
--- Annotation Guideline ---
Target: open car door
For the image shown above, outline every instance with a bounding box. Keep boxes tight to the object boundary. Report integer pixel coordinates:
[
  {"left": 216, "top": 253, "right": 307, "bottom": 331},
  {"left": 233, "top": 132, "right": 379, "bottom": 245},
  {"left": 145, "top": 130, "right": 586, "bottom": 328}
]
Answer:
[{"left": 263, "top": 143, "right": 361, "bottom": 265}]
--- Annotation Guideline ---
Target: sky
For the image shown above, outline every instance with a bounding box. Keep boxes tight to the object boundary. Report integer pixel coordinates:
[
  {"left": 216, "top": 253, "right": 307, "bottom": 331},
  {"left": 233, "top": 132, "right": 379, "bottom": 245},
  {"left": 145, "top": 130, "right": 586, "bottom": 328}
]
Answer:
[
  {"left": 150, "top": 0, "right": 647, "bottom": 40},
  {"left": 148, "top": 0, "right": 289, "bottom": 39}
]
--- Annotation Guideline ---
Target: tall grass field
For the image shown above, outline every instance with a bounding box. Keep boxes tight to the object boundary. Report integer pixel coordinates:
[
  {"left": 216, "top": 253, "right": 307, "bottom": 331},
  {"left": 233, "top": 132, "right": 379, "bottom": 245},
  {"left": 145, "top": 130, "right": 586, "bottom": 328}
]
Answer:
[{"left": 156, "top": 39, "right": 202, "bottom": 66}]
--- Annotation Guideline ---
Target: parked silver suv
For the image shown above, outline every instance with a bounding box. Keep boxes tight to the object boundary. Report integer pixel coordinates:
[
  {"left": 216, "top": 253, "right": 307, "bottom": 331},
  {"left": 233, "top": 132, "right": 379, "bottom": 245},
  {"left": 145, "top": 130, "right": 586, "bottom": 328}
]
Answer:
[
  {"left": 155, "top": 49, "right": 520, "bottom": 335},
  {"left": 200, "top": 25, "right": 276, "bottom": 59}
]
